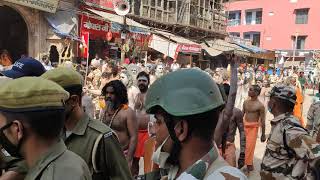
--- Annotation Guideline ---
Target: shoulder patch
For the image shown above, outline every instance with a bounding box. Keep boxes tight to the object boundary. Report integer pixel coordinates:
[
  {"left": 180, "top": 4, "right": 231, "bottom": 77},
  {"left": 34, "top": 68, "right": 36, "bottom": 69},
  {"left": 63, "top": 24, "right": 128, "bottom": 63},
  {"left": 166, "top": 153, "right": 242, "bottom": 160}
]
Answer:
[
  {"left": 88, "top": 119, "right": 112, "bottom": 134},
  {"left": 104, "top": 131, "right": 113, "bottom": 139}
]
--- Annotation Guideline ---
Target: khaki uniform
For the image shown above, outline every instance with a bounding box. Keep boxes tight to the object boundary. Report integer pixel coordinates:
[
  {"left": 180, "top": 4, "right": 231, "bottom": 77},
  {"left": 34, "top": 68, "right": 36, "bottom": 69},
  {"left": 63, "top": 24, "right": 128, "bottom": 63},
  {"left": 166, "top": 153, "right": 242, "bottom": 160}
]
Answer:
[
  {"left": 307, "top": 101, "right": 320, "bottom": 138},
  {"left": 65, "top": 114, "right": 132, "bottom": 180},
  {"left": 42, "top": 67, "right": 132, "bottom": 180},
  {"left": 0, "top": 77, "right": 92, "bottom": 180},
  {"left": 261, "top": 113, "right": 320, "bottom": 179},
  {"left": 25, "top": 140, "right": 91, "bottom": 180},
  {"left": 140, "top": 146, "right": 247, "bottom": 180}
]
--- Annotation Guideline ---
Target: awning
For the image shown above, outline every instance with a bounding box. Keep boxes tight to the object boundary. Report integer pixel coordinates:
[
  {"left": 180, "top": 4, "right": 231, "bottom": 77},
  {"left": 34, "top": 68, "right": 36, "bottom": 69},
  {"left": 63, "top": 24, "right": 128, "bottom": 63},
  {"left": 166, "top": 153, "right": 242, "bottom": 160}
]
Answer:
[
  {"left": 284, "top": 61, "right": 301, "bottom": 68},
  {"left": 148, "top": 34, "right": 178, "bottom": 59},
  {"left": 234, "top": 42, "right": 267, "bottom": 53},
  {"left": 201, "top": 43, "right": 222, "bottom": 57},
  {"left": 88, "top": 9, "right": 150, "bottom": 34},
  {"left": 148, "top": 31, "right": 202, "bottom": 59},
  {"left": 205, "top": 39, "right": 251, "bottom": 56},
  {"left": 45, "top": 10, "right": 79, "bottom": 40}
]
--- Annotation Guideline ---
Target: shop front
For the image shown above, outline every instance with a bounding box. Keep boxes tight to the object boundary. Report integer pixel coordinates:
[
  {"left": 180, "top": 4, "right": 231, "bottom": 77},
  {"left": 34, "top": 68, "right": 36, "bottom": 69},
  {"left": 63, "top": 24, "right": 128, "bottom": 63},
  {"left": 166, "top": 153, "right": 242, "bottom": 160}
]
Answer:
[{"left": 0, "top": 0, "right": 79, "bottom": 65}]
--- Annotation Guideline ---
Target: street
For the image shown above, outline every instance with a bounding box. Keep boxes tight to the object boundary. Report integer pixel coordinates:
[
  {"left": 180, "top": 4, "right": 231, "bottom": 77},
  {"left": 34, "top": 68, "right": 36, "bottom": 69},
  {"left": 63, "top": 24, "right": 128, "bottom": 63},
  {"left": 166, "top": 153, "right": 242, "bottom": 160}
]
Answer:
[{"left": 234, "top": 88, "right": 315, "bottom": 179}]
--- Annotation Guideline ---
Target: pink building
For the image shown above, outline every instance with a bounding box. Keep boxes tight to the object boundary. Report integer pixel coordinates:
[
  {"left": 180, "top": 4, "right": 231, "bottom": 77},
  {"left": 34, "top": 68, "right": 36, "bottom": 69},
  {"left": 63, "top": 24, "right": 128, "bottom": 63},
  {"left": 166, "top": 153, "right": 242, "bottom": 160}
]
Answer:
[{"left": 224, "top": 0, "right": 320, "bottom": 56}]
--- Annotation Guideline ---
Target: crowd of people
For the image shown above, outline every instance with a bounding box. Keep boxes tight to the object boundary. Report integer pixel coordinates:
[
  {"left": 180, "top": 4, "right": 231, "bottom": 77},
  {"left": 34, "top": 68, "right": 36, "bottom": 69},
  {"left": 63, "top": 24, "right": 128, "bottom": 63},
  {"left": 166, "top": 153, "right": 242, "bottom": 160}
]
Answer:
[{"left": 1, "top": 49, "right": 320, "bottom": 180}]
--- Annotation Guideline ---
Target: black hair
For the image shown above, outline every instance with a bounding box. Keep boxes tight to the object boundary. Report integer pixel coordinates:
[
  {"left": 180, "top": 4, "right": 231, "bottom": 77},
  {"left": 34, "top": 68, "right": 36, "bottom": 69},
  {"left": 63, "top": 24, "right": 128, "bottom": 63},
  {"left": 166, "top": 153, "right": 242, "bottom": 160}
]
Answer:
[
  {"left": 1, "top": 109, "right": 65, "bottom": 140},
  {"left": 137, "top": 71, "right": 150, "bottom": 83},
  {"left": 223, "top": 83, "right": 230, "bottom": 96},
  {"left": 102, "top": 80, "right": 128, "bottom": 105},
  {"left": 273, "top": 97, "right": 295, "bottom": 113},
  {"left": 252, "top": 84, "right": 261, "bottom": 95},
  {"left": 64, "top": 85, "right": 83, "bottom": 105}
]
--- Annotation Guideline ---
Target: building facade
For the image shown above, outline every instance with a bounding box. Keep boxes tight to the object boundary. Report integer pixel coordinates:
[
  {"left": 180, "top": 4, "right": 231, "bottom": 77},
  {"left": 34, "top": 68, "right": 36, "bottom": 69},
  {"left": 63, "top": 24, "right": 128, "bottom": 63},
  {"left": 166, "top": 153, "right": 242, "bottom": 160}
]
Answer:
[
  {"left": 224, "top": 0, "right": 320, "bottom": 53},
  {"left": 0, "top": 0, "right": 78, "bottom": 62}
]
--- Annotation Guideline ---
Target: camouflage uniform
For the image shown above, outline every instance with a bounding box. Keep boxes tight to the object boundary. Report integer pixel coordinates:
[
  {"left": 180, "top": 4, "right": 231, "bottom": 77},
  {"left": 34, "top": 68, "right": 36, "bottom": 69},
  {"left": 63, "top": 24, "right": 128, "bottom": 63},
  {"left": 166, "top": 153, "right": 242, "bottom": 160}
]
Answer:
[
  {"left": 261, "top": 85, "right": 320, "bottom": 179},
  {"left": 307, "top": 101, "right": 320, "bottom": 138},
  {"left": 168, "top": 146, "right": 248, "bottom": 180}
]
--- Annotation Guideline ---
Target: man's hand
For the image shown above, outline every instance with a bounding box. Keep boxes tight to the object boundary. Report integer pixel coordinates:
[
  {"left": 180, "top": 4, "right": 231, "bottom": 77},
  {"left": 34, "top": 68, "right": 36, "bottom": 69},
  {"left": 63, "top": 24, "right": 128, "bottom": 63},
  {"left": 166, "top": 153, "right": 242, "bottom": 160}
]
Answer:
[
  {"left": 260, "top": 134, "right": 266, "bottom": 142},
  {"left": 238, "top": 152, "right": 245, "bottom": 169}
]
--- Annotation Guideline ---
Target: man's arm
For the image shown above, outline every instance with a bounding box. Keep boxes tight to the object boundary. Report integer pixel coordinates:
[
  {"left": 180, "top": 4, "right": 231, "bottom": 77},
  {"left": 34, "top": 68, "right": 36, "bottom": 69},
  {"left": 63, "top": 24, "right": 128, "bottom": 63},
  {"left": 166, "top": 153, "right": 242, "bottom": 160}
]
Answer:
[
  {"left": 126, "top": 108, "right": 138, "bottom": 166},
  {"left": 214, "top": 56, "right": 238, "bottom": 144},
  {"left": 260, "top": 103, "right": 266, "bottom": 142},
  {"left": 97, "top": 134, "right": 133, "bottom": 180},
  {"left": 286, "top": 126, "right": 320, "bottom": 160},
  {"left": 236, "top": 110, "right": 246, "bottom": 154},
  {"left": 306, "top": 103, "right": 316, "bottom": 131}
]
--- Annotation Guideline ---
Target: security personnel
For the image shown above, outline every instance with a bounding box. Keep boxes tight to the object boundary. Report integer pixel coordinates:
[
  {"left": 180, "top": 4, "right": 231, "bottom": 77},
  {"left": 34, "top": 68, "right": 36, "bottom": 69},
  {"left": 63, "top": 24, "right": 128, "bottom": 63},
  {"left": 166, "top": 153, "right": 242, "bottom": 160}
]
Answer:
[
  {"left": 0, "top": 77, "right": 91, "bottom": 180},
  {"left": 261, "top": 85, "right": 320, "bottom": 179},
  {"left": 42, "top": 68, "right": 132, "bottom": 180},
  {"left": 141, "top": 69, "right": 247, "bottom": 179}
]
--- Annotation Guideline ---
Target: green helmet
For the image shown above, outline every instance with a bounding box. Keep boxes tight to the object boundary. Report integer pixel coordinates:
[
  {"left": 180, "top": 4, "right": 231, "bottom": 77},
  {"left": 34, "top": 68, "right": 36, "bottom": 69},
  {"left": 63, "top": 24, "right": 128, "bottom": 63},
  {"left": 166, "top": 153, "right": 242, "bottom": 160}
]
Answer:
[{"left": 145, "top": 69, "right": 224, "bottom": 116}]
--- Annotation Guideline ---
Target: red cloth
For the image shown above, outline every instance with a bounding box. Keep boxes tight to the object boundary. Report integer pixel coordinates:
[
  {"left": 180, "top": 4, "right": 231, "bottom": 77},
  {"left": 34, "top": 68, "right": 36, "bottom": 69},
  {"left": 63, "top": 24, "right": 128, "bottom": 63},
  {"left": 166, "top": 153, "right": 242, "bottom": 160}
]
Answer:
[{"left": 134, "top": 130, "right": 149, "bottom": 158}]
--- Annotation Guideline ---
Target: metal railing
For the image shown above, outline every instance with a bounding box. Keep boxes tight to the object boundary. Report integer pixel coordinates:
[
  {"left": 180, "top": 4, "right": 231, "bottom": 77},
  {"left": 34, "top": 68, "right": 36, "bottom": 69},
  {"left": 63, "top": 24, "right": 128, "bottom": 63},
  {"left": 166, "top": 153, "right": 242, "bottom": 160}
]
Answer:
[{"left": 227, "top": 19, "right": 241, "bottom": 26}]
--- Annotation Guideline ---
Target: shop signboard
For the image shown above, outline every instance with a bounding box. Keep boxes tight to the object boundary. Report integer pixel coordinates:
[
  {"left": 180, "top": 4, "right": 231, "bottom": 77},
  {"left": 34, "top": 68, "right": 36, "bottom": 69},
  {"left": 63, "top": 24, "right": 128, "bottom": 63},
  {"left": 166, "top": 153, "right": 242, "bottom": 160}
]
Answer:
[
  {"left": 177, "top": 44, "right": 202, "bottom": 54},
  {"left": 83, "top": 0, "right": 114, "bottom": 11},
  {"left": 3, "top": 0, "right": 60, "bottom": 13},
  {"left": 80, "top": 15, "right": 110, "bottom": 40}
]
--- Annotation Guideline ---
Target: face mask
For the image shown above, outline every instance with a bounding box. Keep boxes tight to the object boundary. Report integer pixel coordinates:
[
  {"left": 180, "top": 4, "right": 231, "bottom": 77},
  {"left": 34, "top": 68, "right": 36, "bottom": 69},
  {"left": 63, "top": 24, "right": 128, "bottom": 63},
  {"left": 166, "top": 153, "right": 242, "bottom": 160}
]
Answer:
[
  {"left": 0, "top": 122, "right": 23, "bottom": 158},
  {"left": 152, "top": 136, "right": 170, "bottom": 168}
]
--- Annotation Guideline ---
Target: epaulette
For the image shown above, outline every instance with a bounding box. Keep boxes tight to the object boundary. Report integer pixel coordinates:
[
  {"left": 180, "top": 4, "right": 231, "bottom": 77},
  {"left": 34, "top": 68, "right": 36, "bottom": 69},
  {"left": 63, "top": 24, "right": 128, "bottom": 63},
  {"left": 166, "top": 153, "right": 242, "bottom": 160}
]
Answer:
[{"left": 88, "top": 119, "right": 112, "bottom": 134}]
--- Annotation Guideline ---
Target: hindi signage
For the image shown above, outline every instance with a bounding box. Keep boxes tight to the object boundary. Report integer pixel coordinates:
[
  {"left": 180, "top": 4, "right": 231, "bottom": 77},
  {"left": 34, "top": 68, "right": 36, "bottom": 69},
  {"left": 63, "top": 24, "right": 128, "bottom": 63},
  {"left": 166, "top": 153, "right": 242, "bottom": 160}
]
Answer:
[{"left": 3, "top": 0, "right": 60, "bottom": 13}]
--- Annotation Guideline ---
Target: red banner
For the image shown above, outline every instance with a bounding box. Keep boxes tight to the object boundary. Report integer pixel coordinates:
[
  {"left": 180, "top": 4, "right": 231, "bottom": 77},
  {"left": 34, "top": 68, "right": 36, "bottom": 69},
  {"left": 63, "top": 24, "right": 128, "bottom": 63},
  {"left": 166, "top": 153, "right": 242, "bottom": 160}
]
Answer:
[
  {"left": 84, "top": 0, "right": 114, "bottom": 10},
  {"left": 80, "top": 15, "right": 111, "bottom": 40},
  {"left": 177, "top": 44, "right": 202, "bottom": 53},
  {"left": 81, "top": 32, "right": 90, "bottom": 58}
]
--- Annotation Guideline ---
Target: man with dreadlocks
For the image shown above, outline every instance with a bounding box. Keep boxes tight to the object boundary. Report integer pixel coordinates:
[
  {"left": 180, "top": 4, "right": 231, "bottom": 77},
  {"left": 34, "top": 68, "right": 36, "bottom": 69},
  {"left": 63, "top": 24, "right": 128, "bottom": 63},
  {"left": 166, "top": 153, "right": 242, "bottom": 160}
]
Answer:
[
  {"left": 242, "top": 84, "right": 266, "bottom": 174},
  {"left": 101, "top": 80, "right": 138, "bottom": 168}
]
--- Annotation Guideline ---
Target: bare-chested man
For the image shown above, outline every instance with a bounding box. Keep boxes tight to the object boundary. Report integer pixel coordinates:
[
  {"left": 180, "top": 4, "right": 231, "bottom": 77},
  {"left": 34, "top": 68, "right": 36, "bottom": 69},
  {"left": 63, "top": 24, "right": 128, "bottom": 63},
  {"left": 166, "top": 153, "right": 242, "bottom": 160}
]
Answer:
[
  {"left": 101, "top": 80, "right": 138, "bottom": 167},
  {"left": 131, "top": 71, "right": 151, "bottom": 176},
  {"left": 243, "top": 85, "right": 266, "bottom": 173}
]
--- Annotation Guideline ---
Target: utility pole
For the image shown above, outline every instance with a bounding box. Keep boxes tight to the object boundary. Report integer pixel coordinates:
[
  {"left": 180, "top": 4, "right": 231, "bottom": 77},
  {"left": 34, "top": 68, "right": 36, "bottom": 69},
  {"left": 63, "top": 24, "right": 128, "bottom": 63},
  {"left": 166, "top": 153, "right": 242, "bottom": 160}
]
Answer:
[{"left": 292, "top": 32, "right": 299, "bottom": 71}]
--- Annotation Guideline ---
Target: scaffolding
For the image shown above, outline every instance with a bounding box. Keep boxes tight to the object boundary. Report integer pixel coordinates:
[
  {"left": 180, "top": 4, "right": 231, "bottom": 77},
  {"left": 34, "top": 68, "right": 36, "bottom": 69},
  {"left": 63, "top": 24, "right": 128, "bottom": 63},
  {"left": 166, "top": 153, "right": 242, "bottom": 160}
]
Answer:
[{"left": 129, "top": 0, "right": 227, "bottom": 40}]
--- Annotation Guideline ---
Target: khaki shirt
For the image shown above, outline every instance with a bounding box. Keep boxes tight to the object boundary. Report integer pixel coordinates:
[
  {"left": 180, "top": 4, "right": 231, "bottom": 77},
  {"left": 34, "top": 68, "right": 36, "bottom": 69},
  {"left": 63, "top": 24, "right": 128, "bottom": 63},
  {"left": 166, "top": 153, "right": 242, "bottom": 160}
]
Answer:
[
  {"left": 25, "top": 140, "right": 91, "bottom": 180},
  {"left": 65, "top": 114, "right": 132, "bottom": 180}
]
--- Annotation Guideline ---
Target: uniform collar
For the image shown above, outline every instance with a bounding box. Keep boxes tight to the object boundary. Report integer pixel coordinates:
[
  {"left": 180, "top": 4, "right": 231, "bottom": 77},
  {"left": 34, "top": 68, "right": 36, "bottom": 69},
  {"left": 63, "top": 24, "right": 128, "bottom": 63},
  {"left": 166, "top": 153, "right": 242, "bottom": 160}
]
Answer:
[
  {"left": 169, "top": 144, "right": 219, "bottom": 180},
  {"left": 71, "top": 113, "right": 90, "bottom": 136},
  {"left": 25, "top": 140, "right": 66, "bottom": 180},
  {"left": 270, "top": 113, "right": 293, "bottom": 123}
]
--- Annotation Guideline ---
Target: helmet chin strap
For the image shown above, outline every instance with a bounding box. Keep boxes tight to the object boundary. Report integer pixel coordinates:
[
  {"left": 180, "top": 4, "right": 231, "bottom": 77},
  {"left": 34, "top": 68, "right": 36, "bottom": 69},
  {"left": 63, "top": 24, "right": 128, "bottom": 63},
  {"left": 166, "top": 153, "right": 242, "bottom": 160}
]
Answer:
[{"left": 164, "top": 115, "right": 182, "bottom": 166}]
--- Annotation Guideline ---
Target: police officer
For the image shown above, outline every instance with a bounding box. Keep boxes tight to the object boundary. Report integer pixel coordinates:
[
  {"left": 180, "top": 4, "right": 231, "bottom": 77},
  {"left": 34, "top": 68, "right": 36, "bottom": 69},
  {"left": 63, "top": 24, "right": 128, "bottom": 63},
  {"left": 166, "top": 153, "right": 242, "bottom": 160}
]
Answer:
[
  {"left": 261, "top": 85, "right": 320, "bottom": 179},
  {"left": 0, "top": 77, "right": 91, "bottom": 180},
  {"left": 141, "top": 69, "right": 247, "bottom": 179},
  {"left": 41, "top": 68, "right": 132, "bottom": 180}
]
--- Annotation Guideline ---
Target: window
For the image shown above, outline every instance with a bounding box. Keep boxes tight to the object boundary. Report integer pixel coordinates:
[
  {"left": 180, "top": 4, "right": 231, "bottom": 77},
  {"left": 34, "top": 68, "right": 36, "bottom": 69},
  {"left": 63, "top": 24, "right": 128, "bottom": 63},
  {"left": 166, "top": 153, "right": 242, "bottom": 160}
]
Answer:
[
  {"left": 292, "top": 36, "right": 306, "bottom": 49},
  {"left": 295, "top": 9, "right": 309, "bottom": 24},
  {"left": 252, "top": 33, "right": 261, "bottom": 47},
  {"left": 246, "top": 11, "right": 252, "bottom": 24},
  {"left": 244, "top": 33, "right": 251, "bottom": 40},
  {"left": 256, "top": 11, "right": 262, "bottom": 24},
  {"left": 228, "top": 11, "right": 241, "bottom": 26},
  {"left": 244, "top": 32, "right": 261, "bottom": 47},
  {"left": 230, "top": 32, "right": 240, "bottom": 37}
]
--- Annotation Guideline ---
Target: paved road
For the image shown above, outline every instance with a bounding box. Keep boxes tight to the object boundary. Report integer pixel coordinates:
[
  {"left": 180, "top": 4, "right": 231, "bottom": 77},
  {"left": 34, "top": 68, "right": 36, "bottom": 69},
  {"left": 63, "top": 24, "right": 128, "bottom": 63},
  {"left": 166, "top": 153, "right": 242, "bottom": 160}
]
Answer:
[{"left": 234, "top": 89, "right": 316, "bottom": 179}]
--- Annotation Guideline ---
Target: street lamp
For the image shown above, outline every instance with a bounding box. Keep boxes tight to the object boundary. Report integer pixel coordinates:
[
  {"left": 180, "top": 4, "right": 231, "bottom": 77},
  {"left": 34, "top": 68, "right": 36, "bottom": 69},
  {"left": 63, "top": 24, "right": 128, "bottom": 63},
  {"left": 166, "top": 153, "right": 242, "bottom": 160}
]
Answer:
[{"left": 292, "top": 32, "right": 299, "bottom": 71}]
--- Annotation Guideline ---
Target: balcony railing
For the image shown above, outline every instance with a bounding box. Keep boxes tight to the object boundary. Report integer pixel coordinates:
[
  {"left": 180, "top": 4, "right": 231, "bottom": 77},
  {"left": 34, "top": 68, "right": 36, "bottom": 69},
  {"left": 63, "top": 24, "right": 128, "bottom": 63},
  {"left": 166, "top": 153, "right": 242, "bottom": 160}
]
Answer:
[{"left": 227, "top": 19, "right": 241, "bottom": 26}]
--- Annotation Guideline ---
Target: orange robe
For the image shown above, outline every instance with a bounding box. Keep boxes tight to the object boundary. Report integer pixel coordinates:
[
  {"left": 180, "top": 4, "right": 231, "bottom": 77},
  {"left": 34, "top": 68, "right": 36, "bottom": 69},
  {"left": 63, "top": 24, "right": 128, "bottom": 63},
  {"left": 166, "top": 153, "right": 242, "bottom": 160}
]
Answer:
[
  {"left": 244, "top": 118, "right": 259, "bottom": 166},
  {"left": 293, "top": 87, "right": 304, "bottom": 127}
]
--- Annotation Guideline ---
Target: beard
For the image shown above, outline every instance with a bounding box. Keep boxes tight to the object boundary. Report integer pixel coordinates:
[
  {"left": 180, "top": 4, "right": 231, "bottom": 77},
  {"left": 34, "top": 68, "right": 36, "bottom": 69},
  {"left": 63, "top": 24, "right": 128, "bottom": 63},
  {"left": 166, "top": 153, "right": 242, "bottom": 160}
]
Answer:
[
  {"left": 138, "top": 84, "right": 148, "bottom": 93},
  {"left": 106, "top": 98, "right": 121, "bottom": 110}
]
